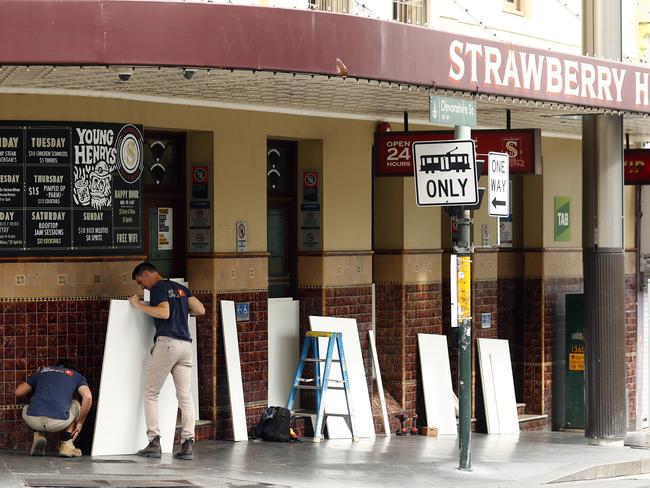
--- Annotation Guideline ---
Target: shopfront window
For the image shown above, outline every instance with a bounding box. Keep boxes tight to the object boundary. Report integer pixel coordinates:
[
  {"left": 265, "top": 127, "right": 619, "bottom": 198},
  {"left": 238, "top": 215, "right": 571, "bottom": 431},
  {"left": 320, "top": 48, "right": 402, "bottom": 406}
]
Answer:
[{"left": 310, "top": 0, "right": 349, "bottom": 13}]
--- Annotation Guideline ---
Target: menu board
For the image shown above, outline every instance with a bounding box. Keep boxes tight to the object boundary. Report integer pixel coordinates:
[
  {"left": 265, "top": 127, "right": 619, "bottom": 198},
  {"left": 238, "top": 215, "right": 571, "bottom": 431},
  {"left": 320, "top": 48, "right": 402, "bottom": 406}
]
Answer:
[{"left": 0, "top": 122, "right": 143, "bottom": 255}]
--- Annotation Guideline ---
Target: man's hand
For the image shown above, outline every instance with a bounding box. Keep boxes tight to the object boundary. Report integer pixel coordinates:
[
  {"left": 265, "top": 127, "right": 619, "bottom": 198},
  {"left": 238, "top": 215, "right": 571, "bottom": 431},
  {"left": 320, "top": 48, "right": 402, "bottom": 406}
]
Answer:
[
  {"left": 71, "top": 421, "right": 83, "bottom": 441},
  {"left": 129, "top": 294, "right": 141, "bottom": 308}
]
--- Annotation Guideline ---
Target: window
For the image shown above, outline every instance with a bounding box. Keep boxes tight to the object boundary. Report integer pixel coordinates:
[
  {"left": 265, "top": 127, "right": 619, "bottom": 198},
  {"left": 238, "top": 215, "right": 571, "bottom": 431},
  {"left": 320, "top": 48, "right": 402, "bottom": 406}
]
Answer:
[
  {"left": 310, "top": 0, "right": 350, "bottom": 13},
  {"left": 393, "top": 0, "right": 427, "bottom": 26},
  {"left": 503, "top": 0, "right": 526, "bottom": 15}
]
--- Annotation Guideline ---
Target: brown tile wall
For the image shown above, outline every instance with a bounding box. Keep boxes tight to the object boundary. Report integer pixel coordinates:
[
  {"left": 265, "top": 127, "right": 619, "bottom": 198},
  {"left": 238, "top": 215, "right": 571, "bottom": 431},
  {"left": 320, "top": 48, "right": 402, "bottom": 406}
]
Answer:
[
  {"left": 0, "top": 297, "right": 110, "bottom": 451},
  {"left": 375, "top": 282, "right": 442, "bottom": 414},
  {"left": 524, "top": 277, "right": 544, "bottom": 414},
  {"left": 212, "top": 290, "right": 268, "bottom": 440}
]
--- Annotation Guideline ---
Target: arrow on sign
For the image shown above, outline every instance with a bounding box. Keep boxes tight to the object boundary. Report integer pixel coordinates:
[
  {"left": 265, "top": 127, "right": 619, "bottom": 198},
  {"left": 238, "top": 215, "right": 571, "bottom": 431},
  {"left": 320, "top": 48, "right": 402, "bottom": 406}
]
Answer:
[{"left": 492, "top": 198, "right": 506, "bottom": 208}]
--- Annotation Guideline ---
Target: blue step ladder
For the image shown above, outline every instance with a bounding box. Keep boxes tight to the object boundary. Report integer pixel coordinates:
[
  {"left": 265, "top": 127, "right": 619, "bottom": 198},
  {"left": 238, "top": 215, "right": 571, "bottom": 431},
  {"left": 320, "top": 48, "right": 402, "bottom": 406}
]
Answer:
[{"left": 286, "top": 331, "right": 357, "bottom": 442}]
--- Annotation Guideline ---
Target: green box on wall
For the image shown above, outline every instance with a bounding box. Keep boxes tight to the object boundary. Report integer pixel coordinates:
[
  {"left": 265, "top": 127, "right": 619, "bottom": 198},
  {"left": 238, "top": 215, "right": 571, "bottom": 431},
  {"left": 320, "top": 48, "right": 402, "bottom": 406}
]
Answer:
[{"left": 554, "top": 196, "right": 571, "bottom": 241}]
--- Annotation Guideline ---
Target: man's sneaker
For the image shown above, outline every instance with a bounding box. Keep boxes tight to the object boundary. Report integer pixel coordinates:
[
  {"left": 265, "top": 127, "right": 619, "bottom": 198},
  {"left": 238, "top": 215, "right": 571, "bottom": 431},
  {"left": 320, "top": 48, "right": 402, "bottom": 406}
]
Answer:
[
  {"left": 30, "top": 431, "right": 47, "bottom": 456},
  {"left": 59, "top": 439, "right": 82, "bottom": 458},
  {"left": 136, "top": 436, "right": 161, "bottom": 458},
  {"left": 173, "top": 438, "right": 194, "bottom": 460}
]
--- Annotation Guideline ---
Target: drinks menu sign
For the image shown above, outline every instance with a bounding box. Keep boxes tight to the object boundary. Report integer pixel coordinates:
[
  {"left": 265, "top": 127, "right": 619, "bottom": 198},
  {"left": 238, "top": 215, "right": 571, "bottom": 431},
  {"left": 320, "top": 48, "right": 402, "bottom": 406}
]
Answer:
[{"left": 0, "top": 122, "right": 143, "bottom": 255}]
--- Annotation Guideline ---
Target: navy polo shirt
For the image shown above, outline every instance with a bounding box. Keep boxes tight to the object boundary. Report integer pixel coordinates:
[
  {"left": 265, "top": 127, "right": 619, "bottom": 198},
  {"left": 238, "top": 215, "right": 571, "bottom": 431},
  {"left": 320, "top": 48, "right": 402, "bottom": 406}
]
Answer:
[
  {"left": 26, "top": 366, "right": 88, "bottom": 420},
  {"left": 149, "top": 279, "right": 192, "bottom": 343}
]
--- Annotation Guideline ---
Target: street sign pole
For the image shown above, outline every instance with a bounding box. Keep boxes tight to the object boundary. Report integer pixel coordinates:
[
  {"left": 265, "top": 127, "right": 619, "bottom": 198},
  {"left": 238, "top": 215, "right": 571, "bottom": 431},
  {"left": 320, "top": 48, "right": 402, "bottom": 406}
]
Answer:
[{"left": 453, "top": 125, "right": 472, "bottom": 472}]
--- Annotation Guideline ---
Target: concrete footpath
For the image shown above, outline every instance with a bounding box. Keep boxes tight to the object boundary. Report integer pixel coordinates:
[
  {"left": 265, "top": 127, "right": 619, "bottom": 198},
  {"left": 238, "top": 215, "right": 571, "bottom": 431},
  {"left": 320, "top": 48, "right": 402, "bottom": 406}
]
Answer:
[{"left": 3, "top": 432, "right": 650, "bottom": 488}]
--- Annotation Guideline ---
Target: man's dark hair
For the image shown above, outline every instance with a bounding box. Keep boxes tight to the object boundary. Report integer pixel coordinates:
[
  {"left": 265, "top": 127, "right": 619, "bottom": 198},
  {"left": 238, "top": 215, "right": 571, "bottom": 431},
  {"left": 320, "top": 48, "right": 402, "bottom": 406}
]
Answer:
[
  {"left": 132, "top": 262, "right": 158, "bottom": 280},
  {"left": 58, "top": 358, "right": 78, "bottom": 373}
]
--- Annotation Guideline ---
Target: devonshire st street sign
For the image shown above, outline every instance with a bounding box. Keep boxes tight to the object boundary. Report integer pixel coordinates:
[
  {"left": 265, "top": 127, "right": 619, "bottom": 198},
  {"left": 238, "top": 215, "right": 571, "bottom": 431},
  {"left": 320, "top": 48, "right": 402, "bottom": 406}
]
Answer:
[{"left": 413, "top": 139, "right": 479, "bottom": 207}]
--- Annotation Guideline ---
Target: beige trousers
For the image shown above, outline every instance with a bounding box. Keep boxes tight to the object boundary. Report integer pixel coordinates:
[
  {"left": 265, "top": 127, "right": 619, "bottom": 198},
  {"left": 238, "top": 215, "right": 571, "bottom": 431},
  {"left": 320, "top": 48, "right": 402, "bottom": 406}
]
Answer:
[
  {"left": 22, "top": 400, "right": 80, "bottom": 432},
  {"left": 144, "top": 336, "right": 195, "bottom": 442}
]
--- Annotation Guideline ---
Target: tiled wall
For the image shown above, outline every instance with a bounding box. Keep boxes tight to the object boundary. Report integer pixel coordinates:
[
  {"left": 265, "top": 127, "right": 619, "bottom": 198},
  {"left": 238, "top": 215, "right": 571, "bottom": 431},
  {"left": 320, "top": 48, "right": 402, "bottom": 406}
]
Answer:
[
  {"left": 375, "top": 282, "right": 442, "bottom": 413},
  {"left": 0, "top": 297, "right": 110, "bottom": 451},
  {"left": 212, "top": 290, "right": 268, "bottom": 440}
]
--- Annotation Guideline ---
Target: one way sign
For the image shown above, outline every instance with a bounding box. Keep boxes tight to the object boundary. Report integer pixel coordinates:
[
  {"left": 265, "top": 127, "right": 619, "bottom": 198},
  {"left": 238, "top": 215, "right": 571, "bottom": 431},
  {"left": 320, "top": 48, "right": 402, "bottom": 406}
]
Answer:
[{"left": 488, "top": 152, "right": 510, "bottom": 217}]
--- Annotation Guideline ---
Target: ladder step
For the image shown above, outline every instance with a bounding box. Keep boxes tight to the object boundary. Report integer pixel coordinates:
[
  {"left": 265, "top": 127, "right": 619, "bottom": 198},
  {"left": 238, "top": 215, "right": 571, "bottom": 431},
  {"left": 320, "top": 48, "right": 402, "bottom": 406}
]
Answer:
[
  {"left": 292, "top": 385, "right": 325, "bottom": 390},
  {"left": 302, "top": 358, "right": 340, "bottom": 363}
]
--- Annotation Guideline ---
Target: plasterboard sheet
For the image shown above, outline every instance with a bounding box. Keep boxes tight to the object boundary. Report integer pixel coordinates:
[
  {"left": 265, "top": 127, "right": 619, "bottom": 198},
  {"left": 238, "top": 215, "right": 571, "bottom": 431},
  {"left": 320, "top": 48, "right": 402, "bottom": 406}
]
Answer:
[
  {"left": 477, "top": 338, "right": 520, "bottom": 435},
  {"left": 221, "top": 300, "right": 248, "bottom": 441},
  {"left": 268, "top": 298, "right": 300, "bottom": 407},
  {"left": 309, "top": 316, "right": 376, "bottom": 439},
  {"left": 189, "top": 317, "right": 199, "bottom": 420},
  {"left": 418, "top": 333, "right": 457, "bottom": 435},
  {"left": 92, "top": 300, "right": 177, "bottom": 456},
  {"left": 368, "top": 330, "right": 390, "bottom": 437}
]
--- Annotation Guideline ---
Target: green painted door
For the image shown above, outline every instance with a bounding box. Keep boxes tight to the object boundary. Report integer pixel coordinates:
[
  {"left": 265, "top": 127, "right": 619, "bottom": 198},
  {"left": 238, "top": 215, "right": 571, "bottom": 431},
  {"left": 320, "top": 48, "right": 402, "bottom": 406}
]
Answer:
[{"left": 565, "top": 293, "right": 585, "bottom": 429}]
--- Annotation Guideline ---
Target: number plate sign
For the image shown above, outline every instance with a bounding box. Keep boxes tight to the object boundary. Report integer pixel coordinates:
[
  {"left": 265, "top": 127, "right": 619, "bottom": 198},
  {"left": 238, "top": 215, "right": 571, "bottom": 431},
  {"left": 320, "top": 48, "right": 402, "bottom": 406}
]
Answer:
[{"left": 413, "top": 139, "right": 479, "bottom": 207}]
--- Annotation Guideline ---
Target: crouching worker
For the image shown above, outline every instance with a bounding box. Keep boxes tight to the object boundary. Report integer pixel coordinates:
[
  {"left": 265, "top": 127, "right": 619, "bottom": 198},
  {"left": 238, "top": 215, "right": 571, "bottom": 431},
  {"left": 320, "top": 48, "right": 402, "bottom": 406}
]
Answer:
[{"left": 15, "top": 359, "right": 92, "bottom": 457}]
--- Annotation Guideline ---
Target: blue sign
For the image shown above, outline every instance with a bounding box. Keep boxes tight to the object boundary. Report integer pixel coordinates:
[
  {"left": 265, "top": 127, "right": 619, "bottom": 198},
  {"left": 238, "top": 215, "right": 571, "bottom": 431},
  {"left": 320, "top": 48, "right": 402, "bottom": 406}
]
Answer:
[{"left": 235, "top": 302, "right": 250, "bottom": 322}]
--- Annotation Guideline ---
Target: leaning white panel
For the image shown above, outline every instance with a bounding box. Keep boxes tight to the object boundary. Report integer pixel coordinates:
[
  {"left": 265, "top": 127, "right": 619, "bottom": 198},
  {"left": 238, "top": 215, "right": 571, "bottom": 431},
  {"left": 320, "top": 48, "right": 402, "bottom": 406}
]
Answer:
[
  {"left": 92, "top": 300, "right": 177, "bottom": 456},
  {"left": 221, "top": 300, "right": 248, "bottom": 441},
  {"left": 418, "top": 333, "right": 457, "bottom": 435},
  {"left": 189, "top": 316, "right": 200, "bottom": 420},
  {"left": 309, "top": 315, "right": 376, "bottom": 439},
  {"left": 477, "top": 338, "right": 520, "bottom": 434},
  {"left": 268, "top": 298, "right": 300, "bottom": 407},
  {"left": 368, "top": 330, "right": 390, "bottom": 437}
]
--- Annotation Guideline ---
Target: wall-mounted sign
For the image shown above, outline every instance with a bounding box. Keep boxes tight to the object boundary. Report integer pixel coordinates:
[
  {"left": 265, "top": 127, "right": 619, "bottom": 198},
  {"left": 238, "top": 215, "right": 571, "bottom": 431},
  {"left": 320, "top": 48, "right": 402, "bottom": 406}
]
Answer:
[
  {"left": 158, "top": 207, "right": 173, "bottom": 250},
  {"left": 189, "top": 228, "right": 210, "bottom": 253},
  {"left": 0, "top": 122, "right": 143, "bottom": 255},
  {"left": 554, "top": 196, "right": 571, "bottom": 242},
  {"left": 191, "top": 165, "right": 209, "bottom": 200},
  {"left": 300, "top": 169, "right": 321, "bottom": 251},
  {"left": 235, "top": 302, "right": 250, "bottom": 322},
  {"left": 236, "top": 220, "right": 248, "bottom": 252},
  {"left": 625, "top": 149, "right": 650, "bottom": 184},
  {"left": 374, "top": 129, "right": 541, "bottom": 177},
  {"left": 429, "top": 95, "right": 476, "bottom": 127}
]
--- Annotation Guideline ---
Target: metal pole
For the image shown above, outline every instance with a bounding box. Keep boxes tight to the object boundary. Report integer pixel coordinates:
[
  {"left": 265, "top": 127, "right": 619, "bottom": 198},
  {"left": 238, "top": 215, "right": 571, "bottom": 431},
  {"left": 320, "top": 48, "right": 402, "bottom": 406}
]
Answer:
[{"left": 454, "top": 124, "right": 472, "bottom": 470}]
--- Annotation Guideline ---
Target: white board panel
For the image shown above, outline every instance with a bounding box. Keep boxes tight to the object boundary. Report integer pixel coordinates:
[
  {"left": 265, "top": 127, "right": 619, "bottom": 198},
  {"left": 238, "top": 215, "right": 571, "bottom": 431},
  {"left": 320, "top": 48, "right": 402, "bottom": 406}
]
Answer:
[
  {"left": 418, "top": 333, "right": 457, "bottom": 435},
  {"left": 477, "top": 338, "right": 520, "bottom": 435},
  {"left": 92, "top": 300, "right": 177, "bottom": 456},
  {"left": 268, "top": 298, "right": 300, "bottom": 407},
  {"left": 189, "top": 317, "right": 199, "bottom": 420},
  {"left": 221, "top": 300, "right": 248, "bottom": 441},
  {"left": 368, "top": 330, "right": 390, "bottom": 437},
  {"left": 309, "top": 316, "right": 376, "bottom": 439}
]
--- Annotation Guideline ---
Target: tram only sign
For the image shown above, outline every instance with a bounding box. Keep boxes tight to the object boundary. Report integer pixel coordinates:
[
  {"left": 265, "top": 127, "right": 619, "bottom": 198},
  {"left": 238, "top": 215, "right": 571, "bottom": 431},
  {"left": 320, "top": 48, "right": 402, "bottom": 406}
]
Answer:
[{"left": 413, "top": 139, "right": 479, "bottom": 207}]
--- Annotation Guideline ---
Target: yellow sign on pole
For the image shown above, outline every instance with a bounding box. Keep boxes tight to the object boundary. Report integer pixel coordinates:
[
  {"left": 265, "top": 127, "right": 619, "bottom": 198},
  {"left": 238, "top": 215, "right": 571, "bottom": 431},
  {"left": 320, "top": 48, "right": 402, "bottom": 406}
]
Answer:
[{"left": 457, "top": 255, "right": 471, "bottom": 320}]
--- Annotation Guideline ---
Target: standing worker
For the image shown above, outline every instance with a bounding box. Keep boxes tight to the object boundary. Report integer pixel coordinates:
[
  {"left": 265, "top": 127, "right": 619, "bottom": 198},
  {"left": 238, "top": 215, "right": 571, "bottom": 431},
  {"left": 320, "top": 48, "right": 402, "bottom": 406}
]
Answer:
[
  {"left": 15, "top": 359, "right": 92, "bottom": 457},
  {"left": 130, "top": 262, "right": 205, "bottom": 460}
]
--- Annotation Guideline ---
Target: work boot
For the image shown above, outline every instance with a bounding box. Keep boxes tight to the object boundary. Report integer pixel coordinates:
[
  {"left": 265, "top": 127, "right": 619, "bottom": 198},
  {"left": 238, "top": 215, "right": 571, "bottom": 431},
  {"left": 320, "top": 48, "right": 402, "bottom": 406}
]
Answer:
[
  {"left": 30, "top": 431, "right": 47, "bottom": 456},
  {"left": 59, "top": 439, "right": 82, "bottom": 458},
  {"left": 173, "top": 438, "right": 193, "bottom": 460},
  {"left": 136, "top": 436, "right": 161, "bottom": 458}
]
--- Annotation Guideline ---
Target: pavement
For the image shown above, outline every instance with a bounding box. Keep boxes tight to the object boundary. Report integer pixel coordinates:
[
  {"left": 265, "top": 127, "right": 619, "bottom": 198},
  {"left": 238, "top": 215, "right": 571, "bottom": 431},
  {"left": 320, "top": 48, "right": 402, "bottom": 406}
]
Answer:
[{"left": 3, "top": 432, "right": 650, "bottom": 488}]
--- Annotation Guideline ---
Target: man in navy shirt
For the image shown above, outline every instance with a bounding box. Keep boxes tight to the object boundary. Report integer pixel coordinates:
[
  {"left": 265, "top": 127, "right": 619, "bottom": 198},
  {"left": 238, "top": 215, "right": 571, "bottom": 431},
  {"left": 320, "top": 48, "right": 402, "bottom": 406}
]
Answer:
[
  {"left": 15, "top": 359, "right": 92, "bottom": 457},
  {"left": 130, "top": 262, "right": 205, "bottom": 460}
]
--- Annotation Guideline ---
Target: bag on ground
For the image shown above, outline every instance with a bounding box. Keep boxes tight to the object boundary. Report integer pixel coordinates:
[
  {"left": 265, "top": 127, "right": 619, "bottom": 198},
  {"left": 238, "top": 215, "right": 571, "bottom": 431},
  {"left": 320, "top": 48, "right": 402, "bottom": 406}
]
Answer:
[{"left": 253, "top": 406, "right": 291, "bottom": 442}]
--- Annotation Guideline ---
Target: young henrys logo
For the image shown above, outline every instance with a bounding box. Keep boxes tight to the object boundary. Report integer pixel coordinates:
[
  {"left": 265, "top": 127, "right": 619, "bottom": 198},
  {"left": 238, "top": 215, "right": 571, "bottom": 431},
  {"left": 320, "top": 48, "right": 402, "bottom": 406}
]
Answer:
[{"left": 73, "top": 127, "right": 118, "bottom": 209}]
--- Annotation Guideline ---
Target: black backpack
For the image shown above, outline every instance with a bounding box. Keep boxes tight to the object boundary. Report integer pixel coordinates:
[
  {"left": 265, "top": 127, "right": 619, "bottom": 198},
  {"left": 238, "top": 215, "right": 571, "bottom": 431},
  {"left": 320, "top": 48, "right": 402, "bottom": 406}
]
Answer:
[{"left": 252, "top": 406, "right": 291, "bottom": 442}]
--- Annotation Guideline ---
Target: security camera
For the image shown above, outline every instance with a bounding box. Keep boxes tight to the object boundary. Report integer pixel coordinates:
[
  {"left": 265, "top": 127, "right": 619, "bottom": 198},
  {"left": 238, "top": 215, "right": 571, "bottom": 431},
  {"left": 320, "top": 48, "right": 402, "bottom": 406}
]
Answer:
[
  {"left": 117, "top": 67, "right": 133, "bottom": 82},
  {"left": 182, "top": 68, "right": 197, "bottom": 80}
]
